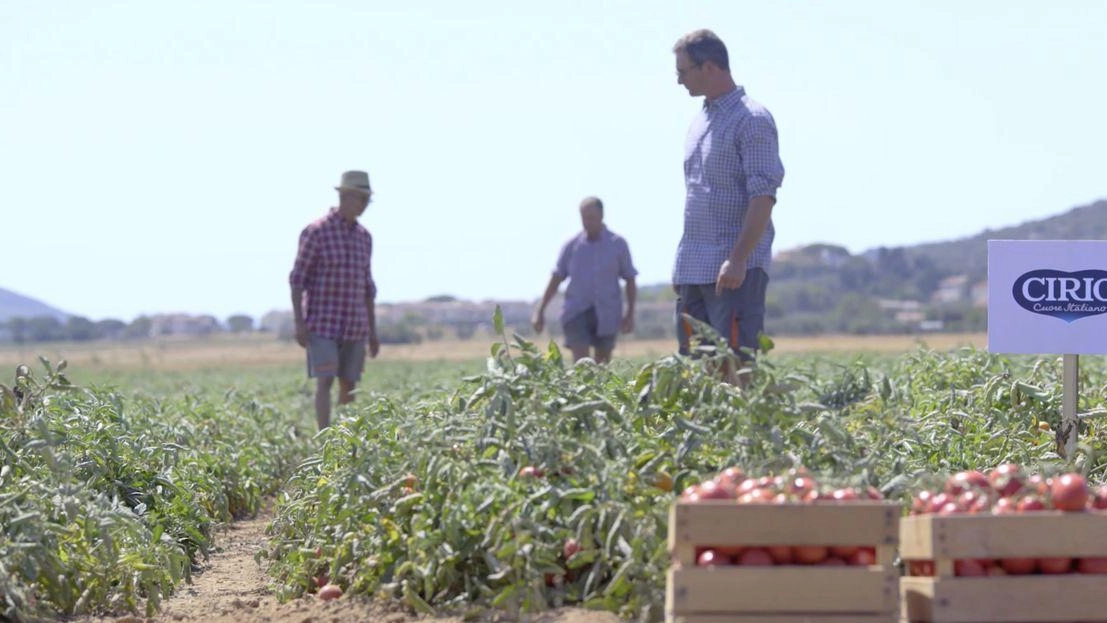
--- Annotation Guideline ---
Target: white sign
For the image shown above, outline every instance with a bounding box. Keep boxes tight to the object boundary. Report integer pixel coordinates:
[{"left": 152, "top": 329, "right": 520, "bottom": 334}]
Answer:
[{"left": 989, "top": 240, "right": 1107, "bottom": 354}]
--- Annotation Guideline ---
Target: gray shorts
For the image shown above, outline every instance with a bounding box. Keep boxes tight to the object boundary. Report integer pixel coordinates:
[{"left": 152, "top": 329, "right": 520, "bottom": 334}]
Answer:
[
  {"left": 307, "top": 335, "right": 366, "bottom": 381},
  {"left": 562, "top": 307, "right": 616, "bottom": 352},
  {"left": 676, "top": 268, "right": 769, "bottom": 361}
]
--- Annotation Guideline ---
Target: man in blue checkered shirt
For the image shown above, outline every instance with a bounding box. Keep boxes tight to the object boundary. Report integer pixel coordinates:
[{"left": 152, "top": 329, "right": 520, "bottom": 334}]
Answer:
[{"left": 672, "top": 29, "right": 785, "bottom": 385}]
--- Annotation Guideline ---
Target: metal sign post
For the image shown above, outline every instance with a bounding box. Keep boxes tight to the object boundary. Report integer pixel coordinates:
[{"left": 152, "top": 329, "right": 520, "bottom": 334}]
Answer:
[{"left": 1062, "top": 353, "right": 1079, "bottom": 458}]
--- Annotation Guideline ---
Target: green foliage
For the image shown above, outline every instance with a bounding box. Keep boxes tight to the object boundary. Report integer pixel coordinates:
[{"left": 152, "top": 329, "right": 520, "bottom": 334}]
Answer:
[
  {"left": 264, "top": 331, "right": 1107, "bottom": 620},
  {"left": 0, "top": 360, "right": 314, "bottom": 620}
]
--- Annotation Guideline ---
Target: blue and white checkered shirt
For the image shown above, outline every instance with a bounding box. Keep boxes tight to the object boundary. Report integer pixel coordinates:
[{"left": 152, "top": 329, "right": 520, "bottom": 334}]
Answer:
[{"left": 673, "top": 86, "right": 785, "bottom": 285}]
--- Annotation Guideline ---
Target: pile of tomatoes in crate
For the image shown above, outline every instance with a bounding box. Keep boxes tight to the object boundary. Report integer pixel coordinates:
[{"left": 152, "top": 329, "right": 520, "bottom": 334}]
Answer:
[
  {"left": 679, "top": 466, "right": 884, "bottom": 568},
  {"left": 908, "top": 464, "right": 1107, "bottom": 576}
]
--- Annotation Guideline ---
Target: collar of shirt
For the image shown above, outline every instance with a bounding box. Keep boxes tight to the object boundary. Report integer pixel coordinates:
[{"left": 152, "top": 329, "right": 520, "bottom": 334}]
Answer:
[
  {"left": 576, "top": 226, "right": 611, "bottom": 244},
  {"left": 703, "top": 86, "right": 746, "bottom": 112},
  {"left": 326, "top": 207, "right": 359, "bottom": 231}
]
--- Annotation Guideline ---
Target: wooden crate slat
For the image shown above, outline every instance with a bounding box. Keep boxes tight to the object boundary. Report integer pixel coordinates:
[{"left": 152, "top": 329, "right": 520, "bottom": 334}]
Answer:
[
  {"left": 901, "top": 575, "right": 1107, "bottom": 622},
  {"left": 669, "top": 615, "right": 896, "bottom": 623},
  {"left": 667, "top": 566, "right": 897, "bottom": 615},
  {"left": 670, "top": 501, "right": 900, "bottom": 553},
  {"left": 900, "top": 512, "right": 1107, "bottom": 559}
]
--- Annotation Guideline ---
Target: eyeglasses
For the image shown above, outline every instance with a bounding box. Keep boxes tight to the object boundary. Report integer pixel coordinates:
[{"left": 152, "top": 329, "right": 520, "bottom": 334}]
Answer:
[{"left": 676, "top": 63, "right": 701, "bottom": 78}]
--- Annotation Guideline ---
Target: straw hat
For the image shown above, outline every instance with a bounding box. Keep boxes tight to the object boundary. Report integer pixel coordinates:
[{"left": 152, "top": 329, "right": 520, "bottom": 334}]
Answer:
[{"left": 335, "top": 170, "right": 372, "bottom": 195}]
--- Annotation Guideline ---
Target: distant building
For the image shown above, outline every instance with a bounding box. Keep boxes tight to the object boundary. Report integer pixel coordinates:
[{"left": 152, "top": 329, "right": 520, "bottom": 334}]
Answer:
[
  {"left": 970, "top": 280, "right": 988, "bottom": 309},
  {"left": 149, "top": 314, "right": 220, "bottom": 337},
  {"left": 260, "top": 310, "right": 295, "bottom": 339},
  {"left": 878, "top": 299, "right": 925, "bottom": 325},
  {"left": 932, "top": 275, "right": 969, "bottom": 304}
]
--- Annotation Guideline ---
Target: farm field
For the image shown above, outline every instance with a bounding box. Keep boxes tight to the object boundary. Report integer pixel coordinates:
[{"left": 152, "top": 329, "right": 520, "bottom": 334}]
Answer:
[
  {"left": 0, "top": 332, "right": 987, "bottom": 373},
  {"left": 4, "top": 330, "right": 1106, "bottom": 622}
]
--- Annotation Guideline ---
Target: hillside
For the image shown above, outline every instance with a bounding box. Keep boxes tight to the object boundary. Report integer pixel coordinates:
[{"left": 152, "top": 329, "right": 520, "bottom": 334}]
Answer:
[
  {"left": 3, "top": 199, "right": 1106, "bottom": 340},
  {"left": 0, "top": 287, "right": 70, "bottom": 323},
  {"left": 766, "top": 199, "right": 1107, "bottom": 334}
]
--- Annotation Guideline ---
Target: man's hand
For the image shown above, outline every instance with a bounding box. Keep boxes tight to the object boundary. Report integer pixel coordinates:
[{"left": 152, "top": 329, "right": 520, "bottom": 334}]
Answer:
[
  {"left": 621, "top": 314, "right": 635, "bottom": 334},
  {"left": 295, "top": 320, "right": 309, "bottom": 348},
  {"left": 368, "top": 332, "right": 380, "bottom": 359},
  {"left": 716, "top": 258, "right": 747, "bottom": 295},
  {"left": 531, "top": 309, "right": 545, "bottom": 334}
]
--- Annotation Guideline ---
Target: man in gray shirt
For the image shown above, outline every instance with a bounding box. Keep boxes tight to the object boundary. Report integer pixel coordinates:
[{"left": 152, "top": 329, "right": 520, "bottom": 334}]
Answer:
[{"left": 532, "top": 197, "right": 637, "bottom": 363}]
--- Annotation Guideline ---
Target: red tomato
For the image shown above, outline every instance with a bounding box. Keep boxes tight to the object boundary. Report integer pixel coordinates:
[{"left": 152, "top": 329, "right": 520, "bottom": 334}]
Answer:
[
  {"left": 908, "top": 560, "right": 934, "bottom": 576},
  {"left": 711, "top": 545, "right": 745, "bottom": 558},
  {"left": 820, "top": 556, "right": 847, "bottom": 566},
  {"left": 862, "top": 486, "right": 884, "bottom": 500},
  {"left": 789, "top": 476, "right": 818, "bottom": 497},
  {"left": 992, "top": 497, "right": 1017, "bottom": 514},
  {"left": 519, "top": 466, "right": 545, "bottom": 479},
  {"left": 937, "top": 501, "right": 963, "bottom": 515},
  {"left": 697, "top": 549, "right": 724, "bottom": 566},
  {"left": 563, "top": 538, "right": 581, "bottom": 560},
  {"left": 736, "top": 478, "right": 760, "bottom": 495},
  {"left": 1093, "top": 485, "right": 1107, "bottom": 510},
  {"left": 1089, "top": 486, "right": 1107, "bottom": 511},
  {"left": 318, "top": 583, "right": 343, "bottom": 601},
  {"left": 955, "top": 559, "right": 987, "bottom": 577},
  {"left": 848, "top": 548, "right": 876, "bottom": 566},
  {"left": 988, "top": 464, "right": 1026, "bottom": 497},
  {"left": 1026, "top": 474, "right": 1050, "bottom": 496},
  {"left": 793, "top": 545, "right": 829, "bottom": 565},
  {"left": 1000, "top": 558, "right": 1037, "bottom": 575},
  {"left": 1038, "top": 557, "right": 1073, "bottom": 574},
  {"left": 736, "top": 547, "right": 774, "bottom": 566},
  {"left": 957, "top": 490, "right": 985, "bottom": 513},
  {"left": 737, "top": 488, "right": 774, "bottom": 504},
  {"left": 946, "top": 470, "right": 989, "bottom": 495},
  {"left": 1078, "top": 557, "right": 1107, "bottom": 574},
  {"left": 1016, "top": 496, "right": 1046, "bottom": 512},
  {"left": 1051, "top": 473, "right": 1089, "bottom": 511},
  {"left": 829, "top": 545, "right": 860, "bottom": 558},
  {"left": 766, "top": 545, "right": 794, "bottom": 564},
  {"left": 697, "top": 480, "right": 731, "bottom": 500},
  {"left": 714, "top": 466, "right": 745, "bottom": 492},
  {"left": 912, "top": 491, "right": 935, "bottom": 515}
]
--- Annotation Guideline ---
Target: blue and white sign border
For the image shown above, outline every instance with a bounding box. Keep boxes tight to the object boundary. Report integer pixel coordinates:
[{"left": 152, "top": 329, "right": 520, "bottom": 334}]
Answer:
[{"left": 989, "top": 240, "right": 1107, "bottom": 355}]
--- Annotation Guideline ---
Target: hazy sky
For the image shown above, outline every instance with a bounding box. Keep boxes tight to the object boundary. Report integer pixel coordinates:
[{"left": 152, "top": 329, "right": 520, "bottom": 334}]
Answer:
[{"left": 2, "top": 1, "right": 1105, "bottom": 321}]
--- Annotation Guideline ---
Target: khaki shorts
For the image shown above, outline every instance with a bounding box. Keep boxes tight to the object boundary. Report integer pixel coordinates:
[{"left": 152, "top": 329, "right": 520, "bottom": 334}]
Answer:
[
  {"left": 307, "top": 335, "right": 366, "bottom": 381},
  {"left": 562, "top": 307, "right": 616, "bottom": 351}
]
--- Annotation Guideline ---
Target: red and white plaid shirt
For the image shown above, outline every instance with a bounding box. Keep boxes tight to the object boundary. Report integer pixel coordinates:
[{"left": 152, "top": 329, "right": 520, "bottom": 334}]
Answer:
[{"left": 289, "top": 208, "right": 376, "bottom": 341}]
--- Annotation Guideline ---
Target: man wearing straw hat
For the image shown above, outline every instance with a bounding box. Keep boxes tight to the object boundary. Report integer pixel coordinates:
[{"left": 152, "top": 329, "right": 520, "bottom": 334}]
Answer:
[{"left": 289, "top": 170, "right": 380, "bottom": 429}]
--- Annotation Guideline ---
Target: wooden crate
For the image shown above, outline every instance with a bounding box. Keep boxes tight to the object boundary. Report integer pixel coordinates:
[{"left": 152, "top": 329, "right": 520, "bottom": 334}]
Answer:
[
  {"left": 667, "top": 500, "right": 900, "bottom": 623},
  {"left": 900, "top": 512, "right": 1107, "bottom": 622}
]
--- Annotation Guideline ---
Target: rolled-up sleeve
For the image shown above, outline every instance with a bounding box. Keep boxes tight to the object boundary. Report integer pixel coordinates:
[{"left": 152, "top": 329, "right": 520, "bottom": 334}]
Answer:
[
  {"left": 618, "top": 239, "right": 637, "bottom": 280},
  {"left": 739, "top": 114, "right": 785, "bottom": 199},
  {"left": 289, "top": 227, "right": 318, "bottom": 290},
  {"left": 553, "top": 239, "right": 573, "bottom": 279},
  {"left": 366, "top": 233, "right": 377, "bottom": 301}
]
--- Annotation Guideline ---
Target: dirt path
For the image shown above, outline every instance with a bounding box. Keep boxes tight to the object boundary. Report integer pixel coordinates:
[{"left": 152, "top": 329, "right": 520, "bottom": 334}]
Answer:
[{"left": 75, "top": 510, "right": 622, "bottom": 623}]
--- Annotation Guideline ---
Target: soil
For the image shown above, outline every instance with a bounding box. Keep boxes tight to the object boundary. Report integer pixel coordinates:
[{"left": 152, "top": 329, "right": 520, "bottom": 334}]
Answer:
[{"left": 71, "top": 510, "right": 622, "bottom": 623}]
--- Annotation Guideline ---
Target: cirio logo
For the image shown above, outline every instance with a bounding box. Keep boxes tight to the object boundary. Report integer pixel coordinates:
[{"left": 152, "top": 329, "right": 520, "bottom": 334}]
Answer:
[{"left": 1012, "top": 269, "right": 1107, "bottom": 323}]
